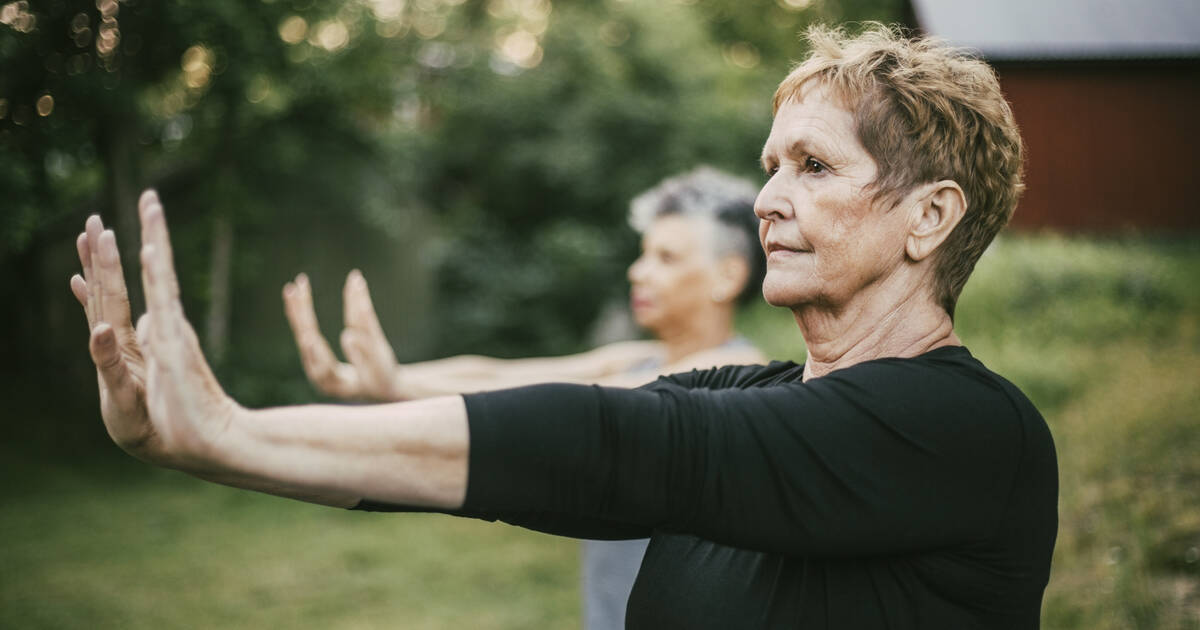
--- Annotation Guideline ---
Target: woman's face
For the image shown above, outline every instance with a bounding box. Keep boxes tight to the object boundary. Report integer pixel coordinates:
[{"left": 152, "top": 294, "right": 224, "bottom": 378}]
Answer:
[
  {"left": 754, "top": 82, "right": 910, "bottom": 311},
  {"left": 627, "top": 215, "right": 723, "bottom": 334}
]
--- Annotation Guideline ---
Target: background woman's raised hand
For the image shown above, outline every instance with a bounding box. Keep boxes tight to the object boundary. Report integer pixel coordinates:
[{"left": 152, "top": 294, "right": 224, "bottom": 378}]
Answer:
[
  {"left": 282, "top": 270, "right": 402, "bottom": 401},
  {"left": 71, "top": 190, "right": 239, "bottom": 469}
]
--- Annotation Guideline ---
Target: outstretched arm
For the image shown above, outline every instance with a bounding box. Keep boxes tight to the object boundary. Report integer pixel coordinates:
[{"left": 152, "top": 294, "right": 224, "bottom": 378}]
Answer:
[
  {"left": 282, "top": 272, "right": 664, "bottom": 401},
  {"left": 73, "top": 191, "right": 468, "bottom": 509}
]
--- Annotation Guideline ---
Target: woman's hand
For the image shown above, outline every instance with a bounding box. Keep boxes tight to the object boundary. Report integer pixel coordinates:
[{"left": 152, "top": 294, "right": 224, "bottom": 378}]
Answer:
[
  {"left": 70, "top": 210, "right": 162, "bottom": 464},
  {"left": 282, "top": 270, "right": 402, "bottom": 401},
  {"left": 71, "top": 190, "right": 239, "bottom": 469},
  {"left": 135, "top": 192, "right": 241, "bottom": 467},
  {"left": 72, "top": 192, "right": 465, "bottom": 507}
]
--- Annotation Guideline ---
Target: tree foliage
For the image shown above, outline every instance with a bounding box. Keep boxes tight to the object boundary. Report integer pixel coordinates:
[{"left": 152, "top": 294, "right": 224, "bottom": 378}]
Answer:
[{"left": 0, "top": 0, "right": 902, "bottom": 411}]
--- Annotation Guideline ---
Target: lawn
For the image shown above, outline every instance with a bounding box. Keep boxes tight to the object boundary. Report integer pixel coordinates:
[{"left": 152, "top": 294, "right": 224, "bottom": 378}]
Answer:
[{"left": 3, "top": 234, "right": 1198, "bottom": 628}]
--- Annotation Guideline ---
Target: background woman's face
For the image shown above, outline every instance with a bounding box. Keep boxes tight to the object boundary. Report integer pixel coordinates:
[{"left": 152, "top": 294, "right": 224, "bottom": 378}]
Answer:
[
  {"left": 754, "top": 82, "right": 910, "bottom": 311},
  {"left": 627, "top": 215, "right": 720, "bottom": 333}
]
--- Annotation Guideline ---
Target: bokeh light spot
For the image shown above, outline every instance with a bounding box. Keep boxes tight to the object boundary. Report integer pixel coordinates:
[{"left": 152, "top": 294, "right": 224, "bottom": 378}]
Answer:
[
  {"left": 181, "top": 44, "right": 214, "bottom": 89},
  {"left": 315, "top": 20, "right": 350, "bottom": 51},
  {"left": 725, "top": 41, "right": 760, "bottom": 69},
  {"left": 519, "top": 0, "right": 551, "bottom": 21},
  {"left": 413, "top": 13, "right": 445, "bottom": 39},
  {"left": 97, "top": 0, "right": 118, "bottom": 18},
  {"left": 278, "top": 16, "right": 308, "bottom": 44},
  {"left": 376, "top": 19, "right": 408, "bottom": 38},
  {"left": 485, "top": 0, "right": 511, "bottom": 19},
  {"left": 36, "top": 93, "right": 54, "bottom": 116},
  {"left": 368, "top": 0, "right": 406, "bottom": 21},
  {"left": 0, "top": 1, "right": 36, "bottom": 33},
  {"left": 70, "top": 12, "right": 89, "bottom": 33},
  {"left": 776, "top": 0, "right": 813, "bottom": 11},
  {"left": 247, "top": 75, "right": 272, "bottom": 104},
  {"left": 497, "top": 28, "right": 542, "bottom": 69},
  {"left": 96, "top": 16, "right": 121, "bottom": 58}
]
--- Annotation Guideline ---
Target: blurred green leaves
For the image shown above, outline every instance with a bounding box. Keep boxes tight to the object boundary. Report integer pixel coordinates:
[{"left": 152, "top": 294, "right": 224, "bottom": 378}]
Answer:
[{"left": 3, "top": 0, "right": 896, "bottom": 399}]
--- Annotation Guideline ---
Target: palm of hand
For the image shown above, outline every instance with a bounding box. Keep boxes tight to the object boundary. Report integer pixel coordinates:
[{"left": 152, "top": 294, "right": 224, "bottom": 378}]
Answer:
[{"left": 72, "top": 191, "right": 235, "bottom": 467}]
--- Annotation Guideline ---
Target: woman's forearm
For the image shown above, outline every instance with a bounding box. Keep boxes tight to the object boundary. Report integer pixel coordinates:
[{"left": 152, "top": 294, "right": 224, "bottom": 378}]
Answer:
[
  {"left": 392, "top": 341, "right": 663, "bottom": 399},
  {"left": 200, "top": 395, "right": 469, "bottom": 509}
]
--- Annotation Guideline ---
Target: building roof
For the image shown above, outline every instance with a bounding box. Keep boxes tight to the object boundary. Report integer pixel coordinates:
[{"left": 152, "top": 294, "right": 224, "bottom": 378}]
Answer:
[{"left": 909, "top": 0, "right": 1200, "bottom": 61}]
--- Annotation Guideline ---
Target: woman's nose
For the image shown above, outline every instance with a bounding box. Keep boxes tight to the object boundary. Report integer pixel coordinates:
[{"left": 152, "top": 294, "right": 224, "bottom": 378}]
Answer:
[
  {"left": 627, "top": 257, "right": 645, "bottom": 283},
  {"left": 754, "top": 176, "right": 793, "bottom": 221}
]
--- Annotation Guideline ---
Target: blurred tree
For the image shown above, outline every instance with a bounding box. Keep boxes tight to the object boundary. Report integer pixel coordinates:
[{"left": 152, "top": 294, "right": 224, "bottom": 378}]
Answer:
[
  {"left": 0, "top": 0, "right": 431, "bottom": 411},
  {"left": 0, "top": 0, "right": 901, "bottom": 427}
]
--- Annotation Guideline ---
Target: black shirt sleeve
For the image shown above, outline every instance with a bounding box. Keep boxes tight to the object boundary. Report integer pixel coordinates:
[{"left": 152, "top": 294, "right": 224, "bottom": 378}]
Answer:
[{"left": 460, "top": 354, "right": 1027, "bottom": 557}]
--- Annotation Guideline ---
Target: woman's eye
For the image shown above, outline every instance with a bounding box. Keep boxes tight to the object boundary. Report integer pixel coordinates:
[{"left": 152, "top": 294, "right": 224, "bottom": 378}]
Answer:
[
  {"left": 804, "top": 157, "right": 826, "bottom": 174},
  {"left": 764, "top": 165, "right": 779, "bottom": 178}
]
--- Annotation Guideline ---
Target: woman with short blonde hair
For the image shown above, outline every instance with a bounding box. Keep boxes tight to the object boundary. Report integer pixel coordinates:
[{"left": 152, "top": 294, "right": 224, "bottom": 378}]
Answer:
[{"left": 73, "top": 23, "right": 1056, "bottom": 629}]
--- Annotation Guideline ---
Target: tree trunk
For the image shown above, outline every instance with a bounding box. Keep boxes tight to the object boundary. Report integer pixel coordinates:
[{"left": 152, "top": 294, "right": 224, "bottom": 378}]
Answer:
[{"left": 205, "top": 212, "right": 234, "bottom": 365}]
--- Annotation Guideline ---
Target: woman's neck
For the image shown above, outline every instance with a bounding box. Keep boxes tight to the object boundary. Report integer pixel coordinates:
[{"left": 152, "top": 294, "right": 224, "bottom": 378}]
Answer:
[
  {"left": 653, "top": 307, "right": 737, "bottom": 364},
  {"left": 794, "top": 288, "right": 959, "bottom": 381}
]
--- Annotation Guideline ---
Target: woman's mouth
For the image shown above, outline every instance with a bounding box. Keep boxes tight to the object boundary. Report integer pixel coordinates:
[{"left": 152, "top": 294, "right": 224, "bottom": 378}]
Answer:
[{"left": 765, "top": 241, "right": 811, "bottom": 258}]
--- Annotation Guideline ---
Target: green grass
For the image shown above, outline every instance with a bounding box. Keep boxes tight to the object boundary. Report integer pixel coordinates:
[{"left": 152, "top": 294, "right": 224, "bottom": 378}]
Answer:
[
  {"left": 3, "top": 234, "right": 1198, "bottom": 628},
  {"left": 958, "top": 236, "right": 1200, "bottom": 629},
  {"left": 0, "top": 452, "right": 579, "bottom": 629}
]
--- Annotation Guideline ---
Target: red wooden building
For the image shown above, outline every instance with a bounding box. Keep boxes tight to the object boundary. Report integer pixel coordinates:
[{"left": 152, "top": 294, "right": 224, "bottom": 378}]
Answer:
[{"left": 907, "top": 0, "right": 1200, "bottom": 232}]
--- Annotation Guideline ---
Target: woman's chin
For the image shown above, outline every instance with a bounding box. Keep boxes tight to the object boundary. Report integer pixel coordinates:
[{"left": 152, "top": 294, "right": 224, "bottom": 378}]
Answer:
[
  {"left": 761, "top": 282, "right": 801, "bottom": 309},
  {"left": 761, "top": 281, "right": 823, "bottom": 311},
  {"left": 632, "top": 309, "right": 659, "bottom": 331}
]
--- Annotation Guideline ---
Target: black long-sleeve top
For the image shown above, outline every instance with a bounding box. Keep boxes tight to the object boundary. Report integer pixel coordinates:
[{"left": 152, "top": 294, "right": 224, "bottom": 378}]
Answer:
[{"left": 359, "top": 346, "right": 1058, "bottom": 629}]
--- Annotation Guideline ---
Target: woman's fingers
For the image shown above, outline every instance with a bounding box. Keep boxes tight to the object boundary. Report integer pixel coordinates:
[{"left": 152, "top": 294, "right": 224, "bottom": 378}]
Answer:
[
  {"left": 283, "top": 274, "right": 356, "bottom": 395},
  {"left": 137, "top": 191, "right": 182, "bottom": 323},
  {"left": 138, "top": 191, "right": 180, "bottom": 308},
  {"left": 90, "top": 322, "right": 124, "bottom": 378},
  {"left": 344, "top": 270, "right": 397, "bottom": 360},
  {"left": 341, "top": 271, "right": 400, "bottom": 399},
  {"left": 85, "top": 217, "right": 106, "bottom": 323},
  {"left": 89, "top": 323, "right": 138, "bottom": 414},
  {"left": 340, "top": 327, "right": 368, "bottom": 371},
  {"left": 75, "top": 232, "right": 96, "bottom": 327},
  {"left": 283, "top": 274, "right": 324, "bottom": 342},
  {"left": 135, "top": 192, "right": 234, "bottom": 456},
  {"left": 96, "top": 229, "right": 135, "bottom": 332},
  {"left": 138, "top": 193, "right": 190, "bottom": 405},
  {"left": 339, "top": 328, "right": 379, "bottom": 395},
  {"left": 345, "top": 271, "right": 392, "bottom": 343},
  {"left": 139, "top": 193, "right": 188, "bottom": 358},
  {"left": 341, "top": 327, "right": 397, "bottom": 400},
  {"left": 70, "top": 273, "right": 89, "bottom": 312}
]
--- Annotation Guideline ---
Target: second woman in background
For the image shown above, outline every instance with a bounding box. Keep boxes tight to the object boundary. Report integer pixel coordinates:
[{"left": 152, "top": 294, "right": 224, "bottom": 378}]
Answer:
[{"left": 281, "top": 166, "right": 767, "bottom": 630}]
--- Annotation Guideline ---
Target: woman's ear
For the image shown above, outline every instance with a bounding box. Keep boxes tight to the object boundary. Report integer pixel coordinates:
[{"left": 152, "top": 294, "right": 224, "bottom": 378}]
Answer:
[
  {"left": 906, "top": 180, "right": 967, "bottom": 262},
  {"left": 711, "top": 255, "right": 750, "bottom": 304}
]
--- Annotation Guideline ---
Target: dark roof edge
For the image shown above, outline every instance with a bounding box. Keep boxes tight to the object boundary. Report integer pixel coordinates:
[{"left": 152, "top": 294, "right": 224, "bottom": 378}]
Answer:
[{"left": 989, "top": 55, "right": 1200, "bottom": 70}]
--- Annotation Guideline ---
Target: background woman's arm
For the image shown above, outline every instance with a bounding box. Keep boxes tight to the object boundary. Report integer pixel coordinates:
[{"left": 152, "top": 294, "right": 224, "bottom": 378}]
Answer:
[{"left": 283, "top": 271, "right": 663, "bottom": 399}]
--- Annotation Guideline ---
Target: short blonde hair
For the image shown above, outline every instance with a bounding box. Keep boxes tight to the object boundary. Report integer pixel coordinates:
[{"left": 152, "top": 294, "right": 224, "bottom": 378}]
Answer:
[{"left": 774, "top": 23, "right": 1024, "bottom": 316}]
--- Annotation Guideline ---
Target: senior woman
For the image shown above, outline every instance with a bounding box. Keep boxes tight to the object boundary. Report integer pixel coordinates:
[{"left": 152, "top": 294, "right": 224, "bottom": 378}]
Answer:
[
  {"left": 71, "top": 24, "right": 1056, "bottom": 630},
  {"left": 278, "top": 166, "right": 765, "bottom": 398},
  {"left": 278, "top": 167, "right": 766, "bottom": 630}
]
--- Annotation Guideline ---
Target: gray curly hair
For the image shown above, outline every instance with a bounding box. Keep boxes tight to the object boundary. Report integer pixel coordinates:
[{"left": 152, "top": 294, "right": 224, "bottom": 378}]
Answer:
[{"left": 628, "top": 166, "right": 765, "bottom": 305}]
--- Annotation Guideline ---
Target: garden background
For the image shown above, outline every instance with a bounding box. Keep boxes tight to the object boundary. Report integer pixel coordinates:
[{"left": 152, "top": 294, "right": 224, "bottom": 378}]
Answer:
[{"left": 1, "top": 0, "right": 1197, "bottom": 627}]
